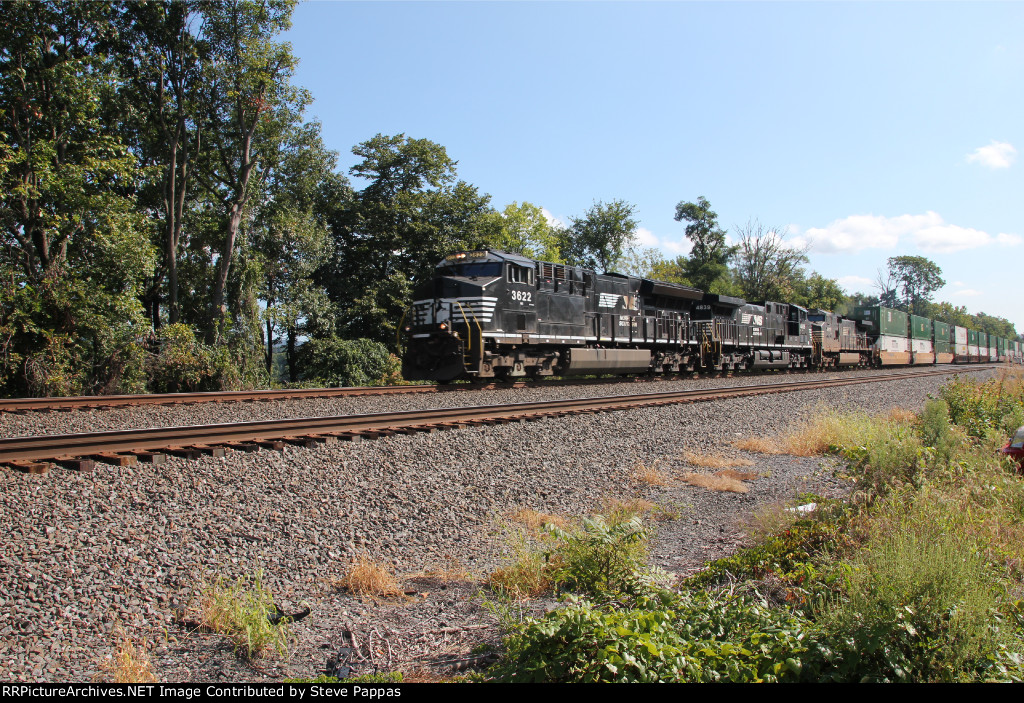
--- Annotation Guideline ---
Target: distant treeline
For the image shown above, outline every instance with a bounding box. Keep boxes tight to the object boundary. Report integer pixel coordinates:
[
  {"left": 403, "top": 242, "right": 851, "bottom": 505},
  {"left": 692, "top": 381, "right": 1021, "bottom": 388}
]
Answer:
[{"left": 0, "top": 1, "right": 1016, "bottom": 397}]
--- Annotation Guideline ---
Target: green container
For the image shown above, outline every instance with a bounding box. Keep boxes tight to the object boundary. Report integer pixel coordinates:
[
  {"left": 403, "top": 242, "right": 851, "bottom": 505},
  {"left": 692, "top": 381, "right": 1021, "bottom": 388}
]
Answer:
[
  {"left": 979, "top": 332, "right": 988, "bottom": 349},
  {"left": 854, "top": 306, "right": 909, "bottom": 337},
  {"left": 933, "top": 320, "right": 951, "bottom": 354},
  {"left": 968, "top": 329, "right": 980, "bottom": 346},
  {"left": 910, "top": 315, "right": 932, "bottom": 340}
]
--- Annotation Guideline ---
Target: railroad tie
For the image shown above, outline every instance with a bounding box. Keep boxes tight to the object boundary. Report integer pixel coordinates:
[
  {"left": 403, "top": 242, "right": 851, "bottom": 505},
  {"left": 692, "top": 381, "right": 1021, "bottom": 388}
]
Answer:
[
  {"left": 4, "top": 460, "right": 52, "bottom": 474},
  {"left": 53, "top": 456, "right": 96, "bottom": 471},
  {"left": 90, "top": 453, "right": 138, "bottom": 467}
]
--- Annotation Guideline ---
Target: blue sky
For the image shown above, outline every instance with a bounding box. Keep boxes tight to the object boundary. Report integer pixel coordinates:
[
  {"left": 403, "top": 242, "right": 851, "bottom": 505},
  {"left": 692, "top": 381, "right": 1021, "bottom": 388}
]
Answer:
[{"left": 283, "top": 1, "right": 1023, "bottom": 329}]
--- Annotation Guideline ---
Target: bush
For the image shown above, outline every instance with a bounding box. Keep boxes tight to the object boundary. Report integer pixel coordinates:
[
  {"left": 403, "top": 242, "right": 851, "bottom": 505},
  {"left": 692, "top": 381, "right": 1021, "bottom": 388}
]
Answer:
[
  {"left": 299, "top": 336, "right": 393, "bottom": 387},
  {"left": 146, "top": 324, "right": 251, "bottom": 393},
  {"left": 813, "top": 506, "right": 1010, "bottom": 682},
  {"left": 940, "top": 371, "right": 1024, "bottom": 440}
]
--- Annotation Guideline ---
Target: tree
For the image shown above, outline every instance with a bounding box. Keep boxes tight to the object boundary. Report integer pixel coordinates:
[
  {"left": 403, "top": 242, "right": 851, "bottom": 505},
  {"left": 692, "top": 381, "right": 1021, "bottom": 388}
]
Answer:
[
  {"left": 873, "top": 267, "right": 899, "bottom": 309},
  {"left": 320, "top": 133, "right": 499, "bottom": 348},
  {"left": 733, "top": 219, "right": 809, "bottom": 302},
  {"left": 492, "top": 201, "right": 563, "bottom": 262},
  {"left": 560, "top": 199, "right": 638, "bottom": 273},
  {"left": 251, "top": 123, "right": 342, "bottom": 380},
  {"left": 193, "top": 0, "right": 307, "bottom": 344},
  {"left": 887, "top": 256, "right": 945, "bottom": 315},
  {"left": 117, "top": 0, "right": 209, "bottom": 328},
  {"left": 0, "top": 0, "right": 156, "bottom": 395},
  {"left": 674, "top": 196, "right": 735, "bottom": 291},
  {"left": 795, "top": 272, "right": 848, "bottom": 312}
]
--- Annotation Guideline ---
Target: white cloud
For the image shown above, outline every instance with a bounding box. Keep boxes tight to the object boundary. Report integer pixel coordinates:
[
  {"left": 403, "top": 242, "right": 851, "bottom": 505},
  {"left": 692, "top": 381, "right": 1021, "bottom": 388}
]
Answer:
[
  {"left": 541, "top": 207, "right": 566, "bottom": 229},
  {"left": 663, "top": 238, "right": 693, "bottom": 257},
  {"left": 966, "top": 140, "right": 1017, "bottom": 169},
  {"left": 634, "top": 227, "right": 659, "bottom": 248},
  {"left": 836, "top": 275, "right": 874, "bottom": 292},
  {"left": 953, "top": 289, "right": 983, "bottom": 297},
  {"left": 797, "top": 212, "right": 1020, "bottom": 254}
]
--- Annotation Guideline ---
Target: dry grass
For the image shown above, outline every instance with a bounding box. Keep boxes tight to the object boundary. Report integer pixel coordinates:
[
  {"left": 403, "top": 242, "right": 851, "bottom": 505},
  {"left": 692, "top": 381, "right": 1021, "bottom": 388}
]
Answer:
[
  {"left": 715, "top": 468, "right": 762, "bottom": 481},
  {"left": 631, "top": 459, "right": 672, "bottom": 485},
  {"left": 335, "top": 554, "right": 403, "bottom": 598},
  {"left": 486, "top": 543, "right": 553, "bottom": 598},
  {"left": 735, "top": 412, "right": 856, "bottom": 457},
  {"left": 507, "top": 507, "right": 572, "bottom": 532},
  {"left": 734, "top": 436, "right": 785, "bottom": 454},
  {"left": 599, "top": 496, "right": 670, "bottom": 522},
  {"left": 94, "top": 633, "right": 157, "bottom": 683},
  {"left": 885, "top": 407, "right": 919, "bottom": 425},
  {"left": 682, "top": 450, "right": 756, "bottom": 469},
  {"left": 680, "top": 472, "right": 749, "bottom": 493}
]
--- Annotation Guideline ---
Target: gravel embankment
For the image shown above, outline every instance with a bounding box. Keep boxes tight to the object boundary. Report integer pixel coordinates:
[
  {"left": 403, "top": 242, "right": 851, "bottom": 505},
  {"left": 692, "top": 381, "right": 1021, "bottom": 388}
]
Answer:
[{"left": 0, "top": 367, "right": 998, "bottom": 682}]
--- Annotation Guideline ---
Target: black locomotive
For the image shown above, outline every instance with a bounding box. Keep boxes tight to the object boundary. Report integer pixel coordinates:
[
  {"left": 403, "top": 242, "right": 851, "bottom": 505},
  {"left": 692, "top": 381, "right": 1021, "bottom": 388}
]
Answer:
[{"left": 400, "top": 249, "right": 880, "bottom": 382}]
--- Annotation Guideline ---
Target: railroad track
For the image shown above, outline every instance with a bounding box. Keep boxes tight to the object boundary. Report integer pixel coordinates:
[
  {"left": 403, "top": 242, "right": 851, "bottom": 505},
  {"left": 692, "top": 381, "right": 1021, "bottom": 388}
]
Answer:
[
  {"left": 0, "top": 366, "right": 990, "bottom": 474},
  {"left": 0, "top": 363, "right": 998, "bottom": 413}
]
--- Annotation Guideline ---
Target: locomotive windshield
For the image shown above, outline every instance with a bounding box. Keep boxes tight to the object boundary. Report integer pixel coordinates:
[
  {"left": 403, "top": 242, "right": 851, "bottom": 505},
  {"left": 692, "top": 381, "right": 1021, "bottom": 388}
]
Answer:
[{"left": 438, "top": 262, "right": 503, "bottom": 278}]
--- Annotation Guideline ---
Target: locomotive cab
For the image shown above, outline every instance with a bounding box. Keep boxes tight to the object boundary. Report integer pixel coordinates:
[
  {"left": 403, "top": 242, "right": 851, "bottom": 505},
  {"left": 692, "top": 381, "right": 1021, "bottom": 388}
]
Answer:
[{"left": 402, "top": 250, "right": 541, "bottom": 381}]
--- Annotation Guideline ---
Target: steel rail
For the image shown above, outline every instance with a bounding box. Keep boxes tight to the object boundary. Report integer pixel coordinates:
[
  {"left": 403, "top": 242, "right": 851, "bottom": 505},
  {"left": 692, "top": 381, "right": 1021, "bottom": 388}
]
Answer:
[
  {"left": 0, "top": 364, "right": 999, "bottom": 413},
  {"left": 0, "top": 366, "right": 987, "bottom": 467}
]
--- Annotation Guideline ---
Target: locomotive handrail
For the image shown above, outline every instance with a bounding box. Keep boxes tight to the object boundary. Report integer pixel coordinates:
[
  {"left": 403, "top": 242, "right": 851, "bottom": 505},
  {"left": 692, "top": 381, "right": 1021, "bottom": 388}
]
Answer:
[{"left": 451, "top": 300, "right": 482, "bottom": 370}]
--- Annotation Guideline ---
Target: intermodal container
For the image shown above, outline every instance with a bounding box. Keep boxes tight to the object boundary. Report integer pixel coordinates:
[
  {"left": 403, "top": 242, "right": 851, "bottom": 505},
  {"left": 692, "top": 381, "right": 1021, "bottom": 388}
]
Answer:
[
  {"left": 854, "top": 306, "right": 909, "bottom": 337},
  {"left": 933, "top": 320, "right": 951, "bottom": 355}
]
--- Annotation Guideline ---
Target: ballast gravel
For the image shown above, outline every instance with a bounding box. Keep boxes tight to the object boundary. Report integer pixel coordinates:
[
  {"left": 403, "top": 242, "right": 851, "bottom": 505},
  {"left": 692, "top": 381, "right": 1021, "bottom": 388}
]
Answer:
[{"left": 0, "top": 367, "right": 1000, "bottom": 682}]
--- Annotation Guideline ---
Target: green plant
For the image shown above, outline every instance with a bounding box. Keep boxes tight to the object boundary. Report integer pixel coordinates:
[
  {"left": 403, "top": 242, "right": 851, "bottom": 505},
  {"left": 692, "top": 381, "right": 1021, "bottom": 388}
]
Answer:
[
  {"left": 814, "top": 496, "right": 1011, "bottom": 682},
  {"left": 490, "top": 590, "right": 814, "bottom": 683},
  {"left": 196, "top": 571, "right": 293, "bottom": 659},
  {"left": 299, "top": 336, "right": 393, "bottom": 387},
  {"left": 546, "top": 516, "right": 652, "bottom": 600}
]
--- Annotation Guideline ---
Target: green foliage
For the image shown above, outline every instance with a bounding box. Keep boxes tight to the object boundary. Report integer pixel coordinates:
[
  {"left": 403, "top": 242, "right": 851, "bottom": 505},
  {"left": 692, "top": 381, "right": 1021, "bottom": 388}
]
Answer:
[
  {"left": 198, "top": 570, "right": 293, "bottom": 660},
  {"left": 887, "top": 255, "right": 945, "bottom": 316},
  {"left": 493, "top": 201, "right": 563, "bottom": 262},
  {"left": 299, "top": 336, "right": 392, "bottom": 387},
  {"left": 732, "top": 219, "right": 809, "bottom": 302},
  {"left": 813, "top": 506, "right": 1010, "bottom": 682},
  {"left": 146, "top": 323, "right": 247, "bottom": 393},
  {"left": 560, "top": 199, "right": 638, "bottom": 273},
  {"left": 939, "top": 373, "right": 1024, "bottom": 440},
  {"left": 492, "top": 590, "right": 814, "bottom": 683},
  {"left": 545, "top": 516, "right": 653, "bottom": 600},
  {"left": 674, "top": 196, "right": 736, "bottom": 291}
]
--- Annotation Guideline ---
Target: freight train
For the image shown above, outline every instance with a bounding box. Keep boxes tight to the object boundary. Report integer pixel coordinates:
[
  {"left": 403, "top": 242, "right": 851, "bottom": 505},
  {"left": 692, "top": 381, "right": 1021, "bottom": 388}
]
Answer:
[{"left": 401, "top": 250, "right": 1021, "bottom": 382}]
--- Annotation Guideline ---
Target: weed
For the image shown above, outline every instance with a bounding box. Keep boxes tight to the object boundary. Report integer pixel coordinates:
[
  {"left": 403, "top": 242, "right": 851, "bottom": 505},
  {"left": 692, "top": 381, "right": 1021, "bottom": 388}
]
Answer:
[
  {"left": 195, "top": 570, "right": 293, "bottom": 659},
  {"left": 598, "top": 496, "right": 672, "bottom": 522},
  {"left": 94, "top": 631, "right": 157, "bottom": 683},
  {"left": 335, "top": 554, "right": 403, "bottom": 599},
  {"left": 680, "top": 472, "right": 749, "bottom": 493},
  {"left": 631, "top": 459, "right": 672, "bottom": 485},
  {"left": 486, "top": 539, "right": 553, "bottom": 599},
  {"left": 507, "top": 507, "right": 572, "bottom": 533}
]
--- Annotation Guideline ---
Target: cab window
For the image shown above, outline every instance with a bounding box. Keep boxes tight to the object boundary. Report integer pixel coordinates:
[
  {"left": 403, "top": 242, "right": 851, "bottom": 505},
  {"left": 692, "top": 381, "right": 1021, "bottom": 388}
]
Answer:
[{"left": 508, "top": 264, "right": 534, "bottom": 285}]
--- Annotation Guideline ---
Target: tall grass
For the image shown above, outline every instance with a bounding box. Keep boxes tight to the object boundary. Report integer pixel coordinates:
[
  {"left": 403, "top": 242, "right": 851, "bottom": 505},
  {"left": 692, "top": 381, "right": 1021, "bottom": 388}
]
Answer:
[{"left": 196, "top": 571, "right": 293, "bottom": 659}]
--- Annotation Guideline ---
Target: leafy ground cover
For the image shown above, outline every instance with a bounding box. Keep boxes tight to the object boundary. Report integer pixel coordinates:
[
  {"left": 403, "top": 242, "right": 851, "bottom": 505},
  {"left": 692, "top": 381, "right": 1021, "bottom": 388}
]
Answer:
[{"left": 480, "top": 369, "right": 1024, "bottom": 682}]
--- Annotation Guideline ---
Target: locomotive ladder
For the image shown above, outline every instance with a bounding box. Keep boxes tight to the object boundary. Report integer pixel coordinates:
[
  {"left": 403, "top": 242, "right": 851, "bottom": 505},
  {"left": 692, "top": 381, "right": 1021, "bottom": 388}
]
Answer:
[
  {"left": 452, "top": 301, "right": 483, "bottom": 374},
  {"left": 699, "top": 321, "right": 722, "bottom": 369}
]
